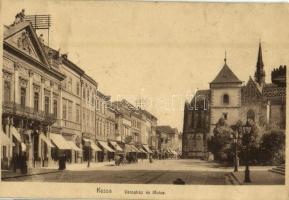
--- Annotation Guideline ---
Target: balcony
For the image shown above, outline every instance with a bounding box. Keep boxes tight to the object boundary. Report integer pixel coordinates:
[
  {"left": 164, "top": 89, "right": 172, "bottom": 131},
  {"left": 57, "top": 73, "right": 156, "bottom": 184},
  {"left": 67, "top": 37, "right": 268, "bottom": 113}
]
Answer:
[{"left": 2, "top": 101, "right": 56, "bottom": 125}]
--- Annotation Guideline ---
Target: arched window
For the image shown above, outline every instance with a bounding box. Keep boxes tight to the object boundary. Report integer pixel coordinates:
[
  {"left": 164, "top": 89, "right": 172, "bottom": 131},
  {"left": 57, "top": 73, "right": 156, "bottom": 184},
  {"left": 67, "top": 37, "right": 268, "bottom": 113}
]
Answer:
[
  {"left": 223, "top": 94, "right": 229, "bottom": 104},
  {"left": 247, "top": 109, "right": 255, "bottom": 121}
]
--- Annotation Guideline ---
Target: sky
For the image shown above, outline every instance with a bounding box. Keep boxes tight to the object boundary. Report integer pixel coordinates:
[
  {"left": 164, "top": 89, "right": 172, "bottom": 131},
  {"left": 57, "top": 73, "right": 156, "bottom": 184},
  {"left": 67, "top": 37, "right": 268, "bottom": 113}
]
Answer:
[{"left": 2, "top": 1, "right": 289, "bottom": 131}]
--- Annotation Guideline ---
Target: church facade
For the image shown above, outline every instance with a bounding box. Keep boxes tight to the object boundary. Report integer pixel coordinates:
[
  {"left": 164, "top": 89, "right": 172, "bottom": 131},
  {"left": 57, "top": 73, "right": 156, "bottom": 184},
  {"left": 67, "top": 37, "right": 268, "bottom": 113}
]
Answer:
[{"left": 182, "top": 44, "right": 286, "bottom": 159}]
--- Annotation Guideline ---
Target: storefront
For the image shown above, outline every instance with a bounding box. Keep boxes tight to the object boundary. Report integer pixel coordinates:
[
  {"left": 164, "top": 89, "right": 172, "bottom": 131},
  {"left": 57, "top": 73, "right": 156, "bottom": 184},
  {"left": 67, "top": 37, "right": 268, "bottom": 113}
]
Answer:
[
  {"left": 50, "top": 133, "right": 72, "bottom": 162},
  {"left": 97, "top": 140, "right": 115, "bottom": 162},
  {"left": 1, "top": 130, "right": 14, "bottom": 169}
]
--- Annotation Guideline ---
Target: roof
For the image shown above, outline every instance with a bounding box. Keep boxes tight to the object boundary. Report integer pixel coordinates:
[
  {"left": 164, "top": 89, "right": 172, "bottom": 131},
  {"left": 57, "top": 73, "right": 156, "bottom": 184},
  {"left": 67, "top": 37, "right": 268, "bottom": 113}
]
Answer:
[
  {"left": 211, "top": 63, "right": 242, "bottom": 84},
  {"left": 3, "top": 21, "right": 65, "bottom": 81},
  {"left": 156, "top": 126, "right": 177, "bottom": 134},
  {"left": 190, "top": 89, "right": 210, "bottom": 106},
  {"left": 140, "top": 109, "right": 157, "bottom": 120},
  {"left": 97, "top": 90, "right": 111, "bottom": 101},
  {"left": 262, "top": 83, "right": 286, "bottom": 98}
]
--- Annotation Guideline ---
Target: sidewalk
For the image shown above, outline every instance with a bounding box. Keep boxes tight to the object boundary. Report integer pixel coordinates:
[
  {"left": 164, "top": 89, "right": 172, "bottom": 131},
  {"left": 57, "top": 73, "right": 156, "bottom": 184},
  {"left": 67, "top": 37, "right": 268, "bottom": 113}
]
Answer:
[
  {"left": 231, "top": 169, "right": 285, "bottom": 185},
  {"left": 1, "top": 168, "right": 60, "bottom": 180},
  {"left": 1, "top": 161, "right": 115, "bottom": 179}
]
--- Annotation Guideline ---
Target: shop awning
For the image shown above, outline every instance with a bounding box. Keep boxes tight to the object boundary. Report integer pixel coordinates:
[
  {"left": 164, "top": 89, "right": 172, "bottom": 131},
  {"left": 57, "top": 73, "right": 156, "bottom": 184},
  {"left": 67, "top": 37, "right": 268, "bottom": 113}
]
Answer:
[
  {"left": 40, "top": 133, "right": 55, "bottom": 147},
  {"left": 131, "top": 145, "right": 141, "bottom": 153},
  {"left": 67, "top": 141, "right": 82, "bottom": 152},
  {"left": 11, "top": 126, "right": 21, "bottom": 142},
  {"left": 109, "top": 141, "right": 123, "bottom": 151},
  {"left": 142, "top": 144, "right": 153, "bottom": 154},
  {"left": 50, "top": 133, "right": 72, "bottom": 150},
  {"left": 90, "top": 141, "right": 102, "bottom": 152},
  {"left": 98, "top": 140, "right": 115, "bottom": 152},
  {"left": 137, "top": 147, "right": 147, "bottom": 153},
  {"left": 0, "top": 131, "right": 14, "bottom": 146}
]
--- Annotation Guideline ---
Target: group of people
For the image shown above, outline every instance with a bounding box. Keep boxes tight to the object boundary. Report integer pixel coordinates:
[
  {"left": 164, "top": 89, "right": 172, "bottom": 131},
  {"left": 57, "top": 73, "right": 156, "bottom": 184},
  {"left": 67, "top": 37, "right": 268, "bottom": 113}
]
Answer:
[{"left": 114, "top": 153, "right": 154, "bottom": 166}]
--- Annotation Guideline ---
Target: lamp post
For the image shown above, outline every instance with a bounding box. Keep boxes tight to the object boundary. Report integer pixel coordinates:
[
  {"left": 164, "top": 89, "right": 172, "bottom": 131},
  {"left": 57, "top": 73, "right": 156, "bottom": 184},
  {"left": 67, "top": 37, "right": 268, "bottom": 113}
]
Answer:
[
  {"left": 233, "top": 137, "right": 238, "bottom": 172},
  {"left": 242, "top": 124, "right": 252, "bottom": 183},
  {"left": 230, "top": 129, "right": 239, "bottom": 172},
  {"left": 87, "top": 141, "right": 91, "bottom": 168}
]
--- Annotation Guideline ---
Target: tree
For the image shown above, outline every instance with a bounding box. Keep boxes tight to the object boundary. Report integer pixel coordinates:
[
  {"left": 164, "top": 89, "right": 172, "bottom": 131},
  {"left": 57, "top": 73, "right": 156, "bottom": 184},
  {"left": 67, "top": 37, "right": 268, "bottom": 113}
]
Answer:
[
  {"left": 259, "top": 129, "right": 285, "bottom": 165},
  {"left": 208, "top": 117, "right": 233, "bottom": 161}
]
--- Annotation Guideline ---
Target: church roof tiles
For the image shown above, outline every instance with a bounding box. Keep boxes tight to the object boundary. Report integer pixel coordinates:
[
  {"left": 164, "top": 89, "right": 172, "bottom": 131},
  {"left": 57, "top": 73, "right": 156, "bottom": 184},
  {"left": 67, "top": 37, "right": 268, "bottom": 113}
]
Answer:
[{"left": 211, "top": 64, "right": 242, "bottom": 84}]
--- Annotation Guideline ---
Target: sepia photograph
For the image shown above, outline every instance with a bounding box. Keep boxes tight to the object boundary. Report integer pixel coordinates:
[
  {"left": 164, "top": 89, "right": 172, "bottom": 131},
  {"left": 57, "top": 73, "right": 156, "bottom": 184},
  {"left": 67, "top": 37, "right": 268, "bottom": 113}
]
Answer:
[{"left": 0, "top": 0, "right": 288, "bottom": 199}]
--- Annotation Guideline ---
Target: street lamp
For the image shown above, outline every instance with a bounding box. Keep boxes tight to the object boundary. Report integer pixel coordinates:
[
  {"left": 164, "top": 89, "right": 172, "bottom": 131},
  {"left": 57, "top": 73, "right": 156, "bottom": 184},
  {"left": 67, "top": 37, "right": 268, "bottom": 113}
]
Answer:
[
  {"left": 233, "top": 136, "right": 238, "bottom": 172},
  {"left": 242, "top": 124, "right": 252, "bottom": 183}
]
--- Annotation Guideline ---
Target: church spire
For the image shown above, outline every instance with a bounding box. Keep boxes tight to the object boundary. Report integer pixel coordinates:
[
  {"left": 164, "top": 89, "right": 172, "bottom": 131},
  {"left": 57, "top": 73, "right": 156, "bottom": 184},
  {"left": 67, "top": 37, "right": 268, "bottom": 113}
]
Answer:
[{"left": 254, "top": 42, "right": 265, "bottom": 86}]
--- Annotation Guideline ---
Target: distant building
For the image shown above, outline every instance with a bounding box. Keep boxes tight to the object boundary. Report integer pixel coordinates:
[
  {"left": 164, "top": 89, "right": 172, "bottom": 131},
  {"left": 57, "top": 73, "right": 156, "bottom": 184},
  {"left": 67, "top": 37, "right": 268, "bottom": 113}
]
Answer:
[
  {"left": 182, "top": 43, "right": 286, "bottom": 159},
  {"left": 156, "top": 126, "right": 180, "bottom": 156}
]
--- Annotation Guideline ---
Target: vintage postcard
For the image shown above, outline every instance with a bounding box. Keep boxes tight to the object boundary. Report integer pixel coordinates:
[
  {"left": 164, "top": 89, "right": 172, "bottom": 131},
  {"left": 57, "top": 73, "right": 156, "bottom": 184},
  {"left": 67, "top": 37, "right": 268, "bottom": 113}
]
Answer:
[{"left": 0, "top": 0, "right": 288, "bottom": 199}]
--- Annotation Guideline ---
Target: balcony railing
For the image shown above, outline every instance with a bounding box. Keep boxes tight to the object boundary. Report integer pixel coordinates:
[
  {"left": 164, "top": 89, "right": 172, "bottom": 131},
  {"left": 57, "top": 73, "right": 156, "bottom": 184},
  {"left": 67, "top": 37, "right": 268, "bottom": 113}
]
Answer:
[{"left": 2, "top": 101, "right": 56, "bottom": 125}]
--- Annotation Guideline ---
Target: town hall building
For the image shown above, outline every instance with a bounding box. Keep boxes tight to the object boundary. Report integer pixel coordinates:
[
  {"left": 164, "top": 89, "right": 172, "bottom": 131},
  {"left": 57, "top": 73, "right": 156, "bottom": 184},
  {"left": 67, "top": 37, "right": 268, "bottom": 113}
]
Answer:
[{"left": 182, "top": 43, "right": 286, "bottom": 159}]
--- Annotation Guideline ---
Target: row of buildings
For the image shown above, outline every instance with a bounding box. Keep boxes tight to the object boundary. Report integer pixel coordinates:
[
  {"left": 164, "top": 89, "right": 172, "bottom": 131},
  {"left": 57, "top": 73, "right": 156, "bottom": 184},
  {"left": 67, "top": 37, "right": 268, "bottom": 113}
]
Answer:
[
  {"left": 182, "top": 43, "right": 286, "bottom": 159},
  {"left": 0, "top": 16, "right": 181, "bottom": 170}
]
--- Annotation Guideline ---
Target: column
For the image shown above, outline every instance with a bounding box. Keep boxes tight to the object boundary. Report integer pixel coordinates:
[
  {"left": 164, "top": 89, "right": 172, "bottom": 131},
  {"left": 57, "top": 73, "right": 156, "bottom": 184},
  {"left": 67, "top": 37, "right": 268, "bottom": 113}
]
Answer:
[
  {"left": 14, "top": 63, "right": 20, "bottom": 104},
  {"left": 47, "top": 81, "right": 54, "bottom": 165},
  {"left": 38, "top": 127, "right": 42, "bottom": 167},
  {"left": 59, "top": 84, "right": 63, "bottom": 127},
  {"left": 40, "top": 77, "right": 45, "bottom": 111},
  {"left": 266, "top": 101, "right": 271, "bottom": 124},
  {"left": 27, "top": 71, "right": 34, "bottom": 169}
]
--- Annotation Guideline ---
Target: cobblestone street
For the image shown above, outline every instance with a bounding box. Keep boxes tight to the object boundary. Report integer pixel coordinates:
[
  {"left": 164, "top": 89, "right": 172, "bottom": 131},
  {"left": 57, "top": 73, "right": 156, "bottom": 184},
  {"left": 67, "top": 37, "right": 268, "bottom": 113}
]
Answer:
[{"left": 2, "top": 159, "right": 284, "bottom": 185}]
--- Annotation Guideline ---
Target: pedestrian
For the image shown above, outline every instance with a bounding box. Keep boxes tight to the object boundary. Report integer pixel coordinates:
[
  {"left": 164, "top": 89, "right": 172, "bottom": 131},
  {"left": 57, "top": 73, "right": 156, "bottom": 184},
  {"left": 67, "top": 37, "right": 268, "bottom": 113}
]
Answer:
[
  {"left": 11, "top": 153, "right": 17, "bottom": 172},
  {"left": 21, "top": 152, "right": 28, "bottom": 174}
]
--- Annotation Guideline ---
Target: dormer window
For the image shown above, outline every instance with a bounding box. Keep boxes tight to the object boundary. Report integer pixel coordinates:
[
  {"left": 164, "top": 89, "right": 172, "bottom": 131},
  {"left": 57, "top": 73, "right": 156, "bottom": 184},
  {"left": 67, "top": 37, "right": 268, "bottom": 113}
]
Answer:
[{"left": 223, "top": 94, "right": 229, "bottom": 105}]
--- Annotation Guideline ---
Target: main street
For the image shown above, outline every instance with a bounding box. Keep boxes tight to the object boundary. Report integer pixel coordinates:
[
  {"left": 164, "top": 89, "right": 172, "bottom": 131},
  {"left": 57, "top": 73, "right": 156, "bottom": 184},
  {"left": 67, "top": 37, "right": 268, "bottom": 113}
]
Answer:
[{"left": 3, "top": 159, "right": 234, "bottom": 184}]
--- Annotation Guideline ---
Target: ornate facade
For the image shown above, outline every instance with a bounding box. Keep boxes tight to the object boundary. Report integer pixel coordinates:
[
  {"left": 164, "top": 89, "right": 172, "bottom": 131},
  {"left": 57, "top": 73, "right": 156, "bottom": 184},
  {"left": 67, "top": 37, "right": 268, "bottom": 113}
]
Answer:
[{"left": 2, "top": 22, "right": 65, "bottom": 169}]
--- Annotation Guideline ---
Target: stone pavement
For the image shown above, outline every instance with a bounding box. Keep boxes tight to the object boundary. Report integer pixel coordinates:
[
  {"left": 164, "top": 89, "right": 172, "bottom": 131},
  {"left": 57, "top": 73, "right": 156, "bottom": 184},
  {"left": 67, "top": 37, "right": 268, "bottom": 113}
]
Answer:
[
  {"left": 1, "top": 168, "right": 60, "bottom": 180},
  {"left": 231, "top": 170, "right": 285, "bottom": 185},
  {"left": 1, "top": 159, "right": 284, "bottom": 185}
]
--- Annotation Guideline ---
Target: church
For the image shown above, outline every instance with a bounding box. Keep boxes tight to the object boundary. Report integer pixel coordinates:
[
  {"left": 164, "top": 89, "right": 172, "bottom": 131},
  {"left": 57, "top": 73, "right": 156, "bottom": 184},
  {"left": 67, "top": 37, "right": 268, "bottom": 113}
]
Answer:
[{"left": 182, "top": 43, "right": 286, "bottom": 159}]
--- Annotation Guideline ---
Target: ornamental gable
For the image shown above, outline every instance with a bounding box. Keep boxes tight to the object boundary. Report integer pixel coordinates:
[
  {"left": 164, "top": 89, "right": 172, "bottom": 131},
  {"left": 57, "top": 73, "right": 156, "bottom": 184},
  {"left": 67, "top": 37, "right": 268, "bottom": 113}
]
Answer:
[
  {"left": 4, "top": 22, "right": 50, "bottom": 67},
  {"left": 241, "top": 77, "right": 263, "bottom": 104}
]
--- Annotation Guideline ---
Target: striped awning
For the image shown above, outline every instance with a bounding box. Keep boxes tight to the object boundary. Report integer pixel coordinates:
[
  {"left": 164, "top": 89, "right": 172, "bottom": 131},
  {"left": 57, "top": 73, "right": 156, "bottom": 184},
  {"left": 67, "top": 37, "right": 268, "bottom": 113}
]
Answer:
[
  {"left": 142, "top": 144, "right": 153, "bottom": 154},
  {"left": 50, "top": 133, "right": 72, "bottom": 150},
  {"left": 67, "top": 141, "right": 82, "bottom": 152},
  {"left": 90, "top": 141, "right": 102, "bottom": 152},
  {"left": 98, "top": 140, "right": 115, "bottom": 152},
  {"left": 109, "top": 141, "right": 123, "bottom": 151},
  {"left": 11, "top": 126, "right": 21, "bottom": 142},
  {"left": 40, "top": 133, "right": 55, "bottom": 147}
]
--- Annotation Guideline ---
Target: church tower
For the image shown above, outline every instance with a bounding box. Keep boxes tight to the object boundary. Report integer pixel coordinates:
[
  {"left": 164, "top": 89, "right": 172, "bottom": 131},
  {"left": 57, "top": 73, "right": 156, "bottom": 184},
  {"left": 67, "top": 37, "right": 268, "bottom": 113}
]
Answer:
[{"left": 254, "top": 43, "right": 266, "bottom": 86}]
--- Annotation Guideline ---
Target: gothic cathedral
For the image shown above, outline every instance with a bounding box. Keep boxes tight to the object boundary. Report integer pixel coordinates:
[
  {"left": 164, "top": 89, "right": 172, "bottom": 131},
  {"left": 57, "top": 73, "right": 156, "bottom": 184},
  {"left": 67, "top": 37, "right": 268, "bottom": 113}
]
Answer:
[{"left": 182, "top": 43, "right": 286, "bottom": 159}]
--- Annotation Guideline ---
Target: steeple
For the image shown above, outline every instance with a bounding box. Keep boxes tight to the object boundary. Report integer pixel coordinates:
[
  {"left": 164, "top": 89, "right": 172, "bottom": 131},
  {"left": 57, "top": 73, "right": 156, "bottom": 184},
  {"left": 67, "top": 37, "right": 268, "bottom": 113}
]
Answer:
[{"left": 254, "top": 42, "right": 265, "bottom": 86}]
